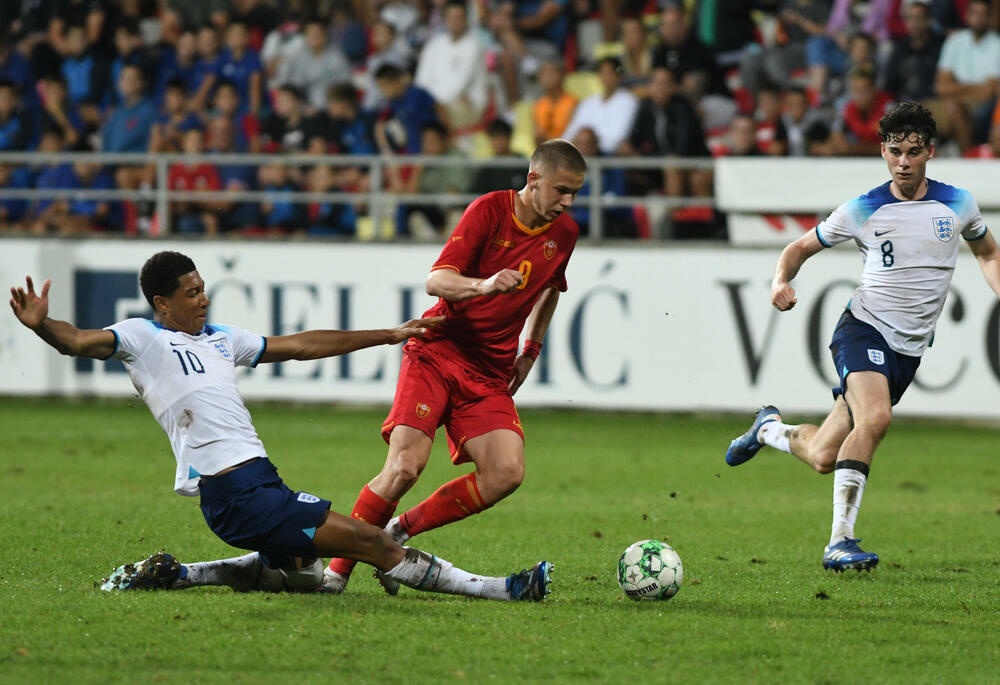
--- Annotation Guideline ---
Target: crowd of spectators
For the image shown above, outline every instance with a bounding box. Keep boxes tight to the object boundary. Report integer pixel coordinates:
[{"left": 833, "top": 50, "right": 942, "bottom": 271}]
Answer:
[{"left": 2, "top": 0, "right": 1000, "bottom": 239}]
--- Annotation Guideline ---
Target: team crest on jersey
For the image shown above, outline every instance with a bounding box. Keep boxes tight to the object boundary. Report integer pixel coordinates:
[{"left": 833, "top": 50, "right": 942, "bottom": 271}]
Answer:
[
  {"left": 416, "top": 402, "right": 431, "bottom": 419},
  {"left": 212, "top": 338, "right": 233, "bottom": 360},
  {"left": 867, "top": 349, "right": 885, "bottom": 365},
  {"left": 932, "top": 216, "right": 954, "bottom": 242},
  {"left": 297, "top": 492, "right": 321, "bottom": 504},
  {"left": 542, "top": 239, "right": 557, "bottom": 260}
]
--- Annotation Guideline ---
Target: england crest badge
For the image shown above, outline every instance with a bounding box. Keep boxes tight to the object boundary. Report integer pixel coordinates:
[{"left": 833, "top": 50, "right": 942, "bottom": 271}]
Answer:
[
  {"left": 213, "top": 338, "right": 233, "bottom": 360},
  {"left": 867, "top": 349, "right": 885, "bottom": 365},
  {"left": 932, "top": 216, "right": 954, "bottom": 242}
]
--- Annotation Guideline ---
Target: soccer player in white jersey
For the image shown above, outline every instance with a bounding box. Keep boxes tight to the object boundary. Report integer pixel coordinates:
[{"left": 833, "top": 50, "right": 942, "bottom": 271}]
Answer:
[
  {"left": 724, "top": 102, "right": 1000, "bottom": 572},
  {"left": 8, "top": 251, "right": 552, "bottom": 600}
]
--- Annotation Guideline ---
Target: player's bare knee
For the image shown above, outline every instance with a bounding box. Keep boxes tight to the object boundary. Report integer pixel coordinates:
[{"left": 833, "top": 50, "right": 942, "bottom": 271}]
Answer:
[
  {"left": 812, "top": 449, "right": 837, "bottom": 474},
  {"left": 481, "top": 457, "right": 524, "bottom": 499},
  {"left": 384, "top": 450, "right": 425, "bottom": 491}
]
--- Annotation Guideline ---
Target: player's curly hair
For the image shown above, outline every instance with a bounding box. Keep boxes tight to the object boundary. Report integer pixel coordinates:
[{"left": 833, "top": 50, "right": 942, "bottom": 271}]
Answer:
[
  {"left": 878, "top": 101, "right": 936, "bottom": 146},
  {"left": 140, "top": 251, "right": 197, "bottom": 307}
]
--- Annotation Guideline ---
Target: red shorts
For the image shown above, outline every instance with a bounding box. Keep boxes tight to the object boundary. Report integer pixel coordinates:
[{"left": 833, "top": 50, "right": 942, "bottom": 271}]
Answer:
[{"left": 381, "top": 342, "right": 524, "bottom": 464}]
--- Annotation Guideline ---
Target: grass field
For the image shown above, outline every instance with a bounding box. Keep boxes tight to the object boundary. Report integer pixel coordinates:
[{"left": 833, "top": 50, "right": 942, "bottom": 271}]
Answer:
[{"left": 1, "top": 397, "right": 998, "bottom": 684}]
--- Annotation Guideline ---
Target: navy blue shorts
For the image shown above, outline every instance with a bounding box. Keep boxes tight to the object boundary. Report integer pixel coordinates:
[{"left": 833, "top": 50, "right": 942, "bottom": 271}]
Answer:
[
  {"left": 198, "top": 458, "right": 331, "bottom": 568},
  {"left": 829, "top": 310, "right": 921, "bottom": 406}
]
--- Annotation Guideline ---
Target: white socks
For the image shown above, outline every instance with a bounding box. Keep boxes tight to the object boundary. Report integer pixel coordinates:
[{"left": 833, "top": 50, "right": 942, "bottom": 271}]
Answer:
[
  {"left": 758, "top": 420, "right": 794, "bottom": 453},
  {"left": 178, "top": 552, "right": 273, "bottom": 591},
  {"left": 385, "top": 547, "right": 509, "bottom": 600},
  {"left": 830, "top": 463, "right": 869, "bottom": 546}
]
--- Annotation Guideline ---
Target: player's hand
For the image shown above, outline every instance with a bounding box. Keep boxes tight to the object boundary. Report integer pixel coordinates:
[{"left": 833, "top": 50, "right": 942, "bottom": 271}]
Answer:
[
  {"left": 480, "top": 269, "right": 523, "bottom": 296},
  {"left": 508, "top": 354, "right": 534, "bottom": 395},
  {"left": 771, "top": 281, "right": 797, "bottom": 311},
  {"left": 9, "top": 276, "right": 50, "bottom": 330},
  {"left": 390, "top": 316, "right": 445, "bottom": 343}
]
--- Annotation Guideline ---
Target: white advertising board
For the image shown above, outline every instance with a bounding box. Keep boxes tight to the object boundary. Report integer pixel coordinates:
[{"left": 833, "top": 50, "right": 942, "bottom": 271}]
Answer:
[{"left": 2, "top": 239, "right": 999, "bottom": 418}]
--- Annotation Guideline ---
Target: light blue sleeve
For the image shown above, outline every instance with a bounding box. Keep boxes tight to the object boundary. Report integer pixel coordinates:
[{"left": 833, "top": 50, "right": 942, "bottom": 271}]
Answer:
[
  {"left": 104, "top": 318, "right": 159, "bottom": 361},
  {"left": 213, "top": 324, "right": 266, "bottom": 367},
  {"left": 815, "top": 198, "right": 861, "bottom": 248},
  {"left": 958, "top": 190, "right": 987, "bottom": 240}
]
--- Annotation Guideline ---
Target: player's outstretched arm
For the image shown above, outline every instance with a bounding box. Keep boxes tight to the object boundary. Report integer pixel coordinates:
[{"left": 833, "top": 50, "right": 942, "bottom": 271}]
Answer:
[
  {"left": 509, "top": 287, "right": 559, "bottom": 395},
  {"left": 427, "top": 267, "right": 523, "bottom": 301},
  {"left": 771, "top": 230, "right": 825, "bottom": 311},
  {"left": 969, "top": 230, "right": 1000, "bottom": 299},
  {"left": 9, "top": 276, "right": 116, "bottom": 359},
  {"left": 257, "top": 316, "right": 445, "bottom": 363}
]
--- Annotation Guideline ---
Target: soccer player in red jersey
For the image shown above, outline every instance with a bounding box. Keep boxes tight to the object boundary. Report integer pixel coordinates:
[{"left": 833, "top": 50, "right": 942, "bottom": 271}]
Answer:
[{"left": 324, "top": 139, "right": 587, "bottom": 593}]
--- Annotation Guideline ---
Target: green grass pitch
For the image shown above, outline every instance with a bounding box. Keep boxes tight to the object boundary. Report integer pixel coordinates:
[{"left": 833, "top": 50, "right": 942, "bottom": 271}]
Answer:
[{"left": 1, "top": 397, "right": 998, "bottom": 683}]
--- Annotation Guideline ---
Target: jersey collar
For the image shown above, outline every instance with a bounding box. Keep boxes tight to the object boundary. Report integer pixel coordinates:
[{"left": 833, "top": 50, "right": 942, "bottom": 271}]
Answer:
[{"left": 510, "top": 190, "right": 552, "bottom": 236}]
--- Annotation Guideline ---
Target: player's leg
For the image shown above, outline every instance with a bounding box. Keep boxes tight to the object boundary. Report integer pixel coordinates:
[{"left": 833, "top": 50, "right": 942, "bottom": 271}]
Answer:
[
  {"left": 324, "top": 425, "right": 434, "bottom": 590},
  {"left": 757, "top": 396, "right": 852, "bottom": 473},
  {"left": 392, "top": 428, "right": 523, "bottom": 541},
  {"left": 314, "top": 510, "right": 551, "bottom": 601},
  {"left": 325, "top": 348, "right": 446, "bottom": 589},
  {"left": 822, "top": 370, "right": 892, "bottom": 572}
]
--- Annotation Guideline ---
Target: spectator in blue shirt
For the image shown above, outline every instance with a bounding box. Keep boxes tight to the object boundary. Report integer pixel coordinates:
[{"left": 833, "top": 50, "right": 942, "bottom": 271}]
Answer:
[
  {"left": 108, "top": 20, "right": 155, "bottom": 107},
  {"left": 0, "top": 163, "right": 32, "bottom": 229},
  {"left": 205, "top": 115, "right": 258, "bottom": 232},
  {"left": 374, "top": 63, "right": 442, "bottom": 154},
  {"left": 211, "top": 79, "right": 260, "bottom": 152},
  {"left": 36, "top": 76, "right": 86, "bottom": 150},
  {"left": 258, "top": 162, "right": 303, "bottom": 233},
  {"left": 304, "top": 164, "right": 357, "bottom": 237},
  {"left": 0, "top": 37, "right": 32, "bottom": 103},
  {"left": 102, "top": 65, "right": 157, "bottom": 153},
  {"left": 304, "top": 83, "right": 376, "bottom": 155},
  {"left": 102, "top": 64, "right": 158, "bottom": 193},
  {"left": 31, "top": 160, "right": 116, "bottom": 234},
  {"left": 155, "top": 29, "right": 199, "bottom": 101},
  {"left": 569, "top": 126, "right": 634, "bottom": 238},
  {"left": 191, "top": 25, "right": 226, "bottom": 114},
  {"left": 218, "top": 21, "right": 263, "bottom": 114},
  {"left": 60, "top": 24, "right": 109, "bottom": 131},
  {"left": 0, "top": 80, "right": 31, "bottom": 151},
  {"left": 149, "top": 77, "right": 203, "bottom": 153}
]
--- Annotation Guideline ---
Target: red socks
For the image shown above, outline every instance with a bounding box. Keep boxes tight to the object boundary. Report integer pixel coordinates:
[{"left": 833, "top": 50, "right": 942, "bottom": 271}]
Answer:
[
  {"left": 327, "top": 485, "right": 397, "bottom": 577},
  {"left": 400, "top": 473, "right": 488, "bottom": 538}
]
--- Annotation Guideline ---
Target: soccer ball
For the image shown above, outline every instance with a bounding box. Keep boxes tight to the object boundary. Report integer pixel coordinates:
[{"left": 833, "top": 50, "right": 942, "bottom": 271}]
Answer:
[{"left": 617, "top": 539, "right": 683, "bottom": 601}]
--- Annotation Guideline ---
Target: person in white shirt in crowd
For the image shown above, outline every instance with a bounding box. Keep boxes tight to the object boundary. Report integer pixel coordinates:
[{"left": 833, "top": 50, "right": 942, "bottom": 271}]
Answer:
[
  {"left": 277, "top": 18, "right": 353, "bottom": 110},
  {"left": 562, "top": 56, "right": 639, "bottom": 154},
  {"left": 414, "top": 0, "right": 489, "bottom": 133}
]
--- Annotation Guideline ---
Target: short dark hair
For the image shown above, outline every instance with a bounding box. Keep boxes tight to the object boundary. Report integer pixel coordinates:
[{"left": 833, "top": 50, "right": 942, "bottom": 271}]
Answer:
[
  {"left": 328, "top": 82, "right": 359, "bottom": 103},
  {"left": 530, "top": 139, "right": 587, "bottom": 176},
  {"left": 375, "top": 63, "right": 405, "bottom": 81},
  {"left": 486, "top": 118, "right": 513, "bottom": 138},
  {"left": 878, "top": 101, "right": 936, "bottom": 145},
  {"left": 596, "top": 56, "right": 623, "bottom": 74},
  {"left": 165, "top": 76, "right": 187, "bottom": 92},
  {"left": 140, "top": 252, "right": 197, "bottom": 307},
  {"left": 0, "top": 78, "right": 17, "bottom": 93},
  {"left": 421, "top": 120, "right": 449, "bottom": 138},
  {"left": 444, "top": 0, "right": 468, "bottom": 13},
  {"left": 277, "top": 83, "right": 304, "bottom": 101}
]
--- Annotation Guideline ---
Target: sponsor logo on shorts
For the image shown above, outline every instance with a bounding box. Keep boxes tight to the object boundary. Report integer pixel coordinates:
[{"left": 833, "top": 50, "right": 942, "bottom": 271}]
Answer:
[
  {"left": 867, "top": 349, "right": 885, "bottom": 365},
  {"left": 297, "top": 492, "right": 321, "bottom": 504},
  {"left": 416, "top": 402, "right": 431, "bottom": 419},
  {"left": 513, "top": 417, "right": 523, "bottom": 431},
  {"left": 932, "top": 216, "right": 954, "bottom": 242},
  {"left": 543, "top": 239, "right": 557, "bottom": 260}
]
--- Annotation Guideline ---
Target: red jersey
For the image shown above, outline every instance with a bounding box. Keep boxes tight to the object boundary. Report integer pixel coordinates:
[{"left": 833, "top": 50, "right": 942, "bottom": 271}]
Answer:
[
  {"left": 168, "top": 164, "right": 221, "bottom": 192},
  {"left": 417, "top": 190, "right": 579, "bottom": 377}
]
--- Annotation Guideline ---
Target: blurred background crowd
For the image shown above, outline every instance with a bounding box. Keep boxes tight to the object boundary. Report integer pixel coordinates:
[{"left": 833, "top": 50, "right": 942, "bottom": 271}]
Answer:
[{"left": 1, "top": 0, "right": 1000, "bottom": 239}]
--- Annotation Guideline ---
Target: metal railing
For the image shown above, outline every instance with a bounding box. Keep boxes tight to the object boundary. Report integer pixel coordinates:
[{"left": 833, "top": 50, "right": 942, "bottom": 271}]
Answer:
[{"left": 0, "top": 152, "right": 717, "bottom": 240}]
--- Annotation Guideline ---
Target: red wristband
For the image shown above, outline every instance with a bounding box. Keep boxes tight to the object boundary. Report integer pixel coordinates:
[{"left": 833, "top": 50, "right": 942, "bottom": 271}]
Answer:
[{"left": 522, "top": 340, "right": 542, "bottom": 360}]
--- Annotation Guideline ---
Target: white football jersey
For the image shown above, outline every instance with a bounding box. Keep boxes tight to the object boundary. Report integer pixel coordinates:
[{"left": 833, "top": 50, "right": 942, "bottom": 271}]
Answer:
[
  {"left": 816, "top": 179, "right": 987, "bottom": 356},
  {"left": 105, "top": 318, "right": 269, "bottom": 496}
]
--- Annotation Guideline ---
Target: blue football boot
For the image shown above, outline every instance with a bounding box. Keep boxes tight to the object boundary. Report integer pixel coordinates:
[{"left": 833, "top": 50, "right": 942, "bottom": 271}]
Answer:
[
  {"left": 506, "top": 561, "right": 553, "bottom": 601},
  {"left": 725, "top": 405, "right": 781, "bottom": 466},
  {"left": 822, "top": 538, "right": 879, "bottom": 572}
]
